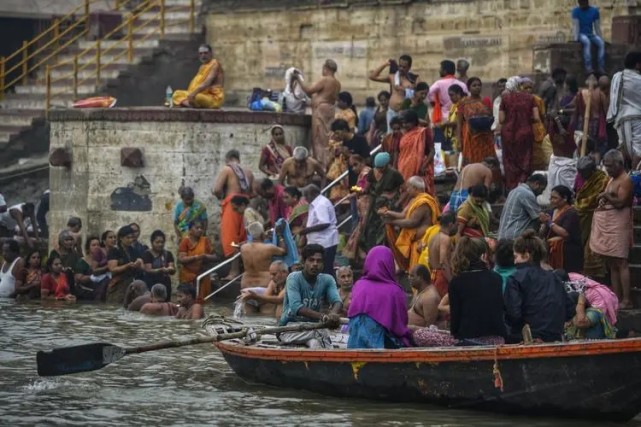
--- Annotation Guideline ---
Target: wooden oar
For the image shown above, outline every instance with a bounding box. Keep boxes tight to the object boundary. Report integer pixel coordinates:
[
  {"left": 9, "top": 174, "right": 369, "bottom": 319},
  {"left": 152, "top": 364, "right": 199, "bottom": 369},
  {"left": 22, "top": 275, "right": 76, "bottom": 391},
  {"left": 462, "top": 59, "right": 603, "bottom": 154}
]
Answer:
[{"left": 36, "top": 321, "right": 334, "bottom": 377}]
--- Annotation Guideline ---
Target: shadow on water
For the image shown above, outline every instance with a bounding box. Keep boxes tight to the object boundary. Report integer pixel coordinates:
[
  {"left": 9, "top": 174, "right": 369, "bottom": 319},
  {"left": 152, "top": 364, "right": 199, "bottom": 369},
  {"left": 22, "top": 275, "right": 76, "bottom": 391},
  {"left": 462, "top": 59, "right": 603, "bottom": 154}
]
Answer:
[{"left": 1, "top": 298, "right": 640, "bottom": 426}]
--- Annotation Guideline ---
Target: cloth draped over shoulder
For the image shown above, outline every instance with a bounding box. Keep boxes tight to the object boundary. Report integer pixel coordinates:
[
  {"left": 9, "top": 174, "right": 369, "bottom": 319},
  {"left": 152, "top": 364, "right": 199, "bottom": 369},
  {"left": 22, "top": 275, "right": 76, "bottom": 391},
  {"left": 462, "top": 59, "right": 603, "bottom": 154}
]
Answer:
[
  {"left": 174, "top": 199, "right": 207, "bottom": 238},
  {"left": 575, "top": 170, "right": 608, "bottom": 277},
  {"left": 172, "top": 59, "right": 224, "bottom": 108},
  {"left": 457, "top": 197, "right": 490, "bottom": 237},
  {"left": 391, "top": 193, "right": 440, "bottom": 271},
  {"left": 607, "top": 69, "right": 641, "bottom": 127},
  {"left": 348, "top": 246, "right": 413, "bottom": 347},
  {"left": 397, "top": 126, "right": 435, "bottom": 195}
]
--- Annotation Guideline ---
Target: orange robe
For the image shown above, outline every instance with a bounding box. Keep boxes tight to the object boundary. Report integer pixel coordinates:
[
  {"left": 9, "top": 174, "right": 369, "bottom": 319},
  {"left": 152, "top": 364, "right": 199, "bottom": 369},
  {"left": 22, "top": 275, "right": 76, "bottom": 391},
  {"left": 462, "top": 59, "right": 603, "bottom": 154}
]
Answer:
[
  {"left": 220, "top": 194, "right": 247, "bottom": 258},
  {"left": 172, "top": 59, "right": 224, "bottom": 108},
  {"left": 397, "top": 126, "right": 435, "bottom": 195},
  {"left": 388, "top": 193, "right": 440, "bottom": 271},
  {"left": 459, "top": 98, "right": 496, "bottom": 166},
  {"left": 179, "top": 236, "right": 213, "bottom": 300}
]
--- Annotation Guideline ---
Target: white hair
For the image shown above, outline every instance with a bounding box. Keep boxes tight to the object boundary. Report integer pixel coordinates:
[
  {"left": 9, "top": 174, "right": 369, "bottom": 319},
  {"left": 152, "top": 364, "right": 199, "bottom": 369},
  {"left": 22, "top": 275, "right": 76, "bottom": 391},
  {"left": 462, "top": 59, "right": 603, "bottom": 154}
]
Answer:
[
  {"left": 293, "top": 146, "right": 308, "bottom": 160},
  {"left": 270, "top": 260, "right": 289, "bottom": 272},
  {"left": 247, "top": 221, "right": 264, "bottom": 240},
  {"left": 407, "top": 176, "right": 425, "bottom": 191}
]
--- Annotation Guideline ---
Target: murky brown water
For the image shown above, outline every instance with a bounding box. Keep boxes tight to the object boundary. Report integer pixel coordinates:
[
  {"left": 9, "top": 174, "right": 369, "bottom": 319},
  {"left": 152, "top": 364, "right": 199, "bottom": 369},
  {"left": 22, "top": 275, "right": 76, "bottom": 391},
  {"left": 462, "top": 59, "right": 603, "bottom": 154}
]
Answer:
[{"left": 1, "top": 298, "right": 640, "bottom": 426}]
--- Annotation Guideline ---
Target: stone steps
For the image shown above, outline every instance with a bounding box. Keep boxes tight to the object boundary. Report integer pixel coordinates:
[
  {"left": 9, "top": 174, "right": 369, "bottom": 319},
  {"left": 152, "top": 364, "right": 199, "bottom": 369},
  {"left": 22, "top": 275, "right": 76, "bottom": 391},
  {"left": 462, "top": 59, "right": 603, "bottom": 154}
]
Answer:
[
  {"left": 0, "top": 110, "right": 44, "bottom": 127},
  {"left": 15, "top": 84, "right": 98, "bottom": 95},
  {"left": 0, "top": 94, "right": 75, "bottom": 110}
]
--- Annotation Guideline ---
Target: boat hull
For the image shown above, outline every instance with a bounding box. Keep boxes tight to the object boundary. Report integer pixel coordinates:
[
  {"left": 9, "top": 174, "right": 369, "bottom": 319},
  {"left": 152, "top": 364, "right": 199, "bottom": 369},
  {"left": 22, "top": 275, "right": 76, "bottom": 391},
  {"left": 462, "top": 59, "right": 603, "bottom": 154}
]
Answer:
[{"left": 215, "top": 339, "right": 641, "bottom": 422}]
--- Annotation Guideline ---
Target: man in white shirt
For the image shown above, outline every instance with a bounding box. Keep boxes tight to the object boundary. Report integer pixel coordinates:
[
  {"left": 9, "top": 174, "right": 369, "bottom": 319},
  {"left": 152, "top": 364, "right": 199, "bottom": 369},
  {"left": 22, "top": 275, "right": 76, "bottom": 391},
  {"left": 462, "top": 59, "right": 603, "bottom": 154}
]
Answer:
[{"left": 299, "top": 184, "right": 338, "bottom": 276}]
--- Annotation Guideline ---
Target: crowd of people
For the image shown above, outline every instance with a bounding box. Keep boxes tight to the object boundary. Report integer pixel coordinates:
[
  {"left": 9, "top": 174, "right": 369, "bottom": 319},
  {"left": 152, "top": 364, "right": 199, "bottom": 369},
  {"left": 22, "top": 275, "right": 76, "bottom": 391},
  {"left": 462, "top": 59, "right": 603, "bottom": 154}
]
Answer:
[{"left": 2, "top": 0, "right": 641, "bottom": 346}]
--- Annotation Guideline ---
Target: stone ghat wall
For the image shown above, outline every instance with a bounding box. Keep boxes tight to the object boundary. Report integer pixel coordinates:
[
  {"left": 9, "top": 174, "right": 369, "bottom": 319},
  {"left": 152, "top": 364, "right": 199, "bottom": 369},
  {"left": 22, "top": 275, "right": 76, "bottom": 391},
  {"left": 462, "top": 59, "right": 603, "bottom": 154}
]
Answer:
[
  {"left": 204, "top": 0, "right": 636, "bottom": 105},
  {"left": 48, "top": 108, "right": 310, "bottom": 254}
]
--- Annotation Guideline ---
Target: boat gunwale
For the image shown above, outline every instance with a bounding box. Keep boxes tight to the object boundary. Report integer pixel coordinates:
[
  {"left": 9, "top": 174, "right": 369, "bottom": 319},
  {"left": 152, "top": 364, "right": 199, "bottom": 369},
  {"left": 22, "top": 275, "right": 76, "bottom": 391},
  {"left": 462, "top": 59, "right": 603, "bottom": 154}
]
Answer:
[{"left": 214, "top": 337, "right": 641, "bottom": 363}]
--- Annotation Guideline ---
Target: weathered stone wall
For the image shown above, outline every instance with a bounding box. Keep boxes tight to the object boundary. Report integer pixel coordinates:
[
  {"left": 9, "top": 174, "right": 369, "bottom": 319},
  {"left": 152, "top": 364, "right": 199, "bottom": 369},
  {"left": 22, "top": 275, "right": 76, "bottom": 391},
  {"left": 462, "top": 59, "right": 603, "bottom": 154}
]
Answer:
[
  {"left": 48, "top": 108, "right": 310, "bottom": 254},
  {"left": 204, "top": 0, "right": 638, "bottom": 105}
]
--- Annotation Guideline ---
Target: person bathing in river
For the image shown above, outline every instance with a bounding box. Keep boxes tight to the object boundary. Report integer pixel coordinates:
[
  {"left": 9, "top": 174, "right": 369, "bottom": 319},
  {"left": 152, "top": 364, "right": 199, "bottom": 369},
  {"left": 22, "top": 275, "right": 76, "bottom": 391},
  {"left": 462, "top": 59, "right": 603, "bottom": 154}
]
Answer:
[
  {"left": 141, "top": 284, "right": 179, "bottom": 316},
  {"left": 124, "top": 280, "right": 150, "bottom": 311},
  {"left": 175, "top": 284, "right": 204, "bottom": 319},
  {"left": 241, "top": 260, "right": 289, "bottom": 318},
  {"left": 240, "top": 222, "right": 287, "bottom": 290},
  {"left": 0, "top": 240, "right": 25, "bottom": 298},
  {"left": 41, "top": 255, "right": 76, "bottom": 303},
  {"left": 336, "top": 266, "right": 353, "bottom": 317},
  {"left": 278, "top": 244, "right": 342, "bottom": 348}
]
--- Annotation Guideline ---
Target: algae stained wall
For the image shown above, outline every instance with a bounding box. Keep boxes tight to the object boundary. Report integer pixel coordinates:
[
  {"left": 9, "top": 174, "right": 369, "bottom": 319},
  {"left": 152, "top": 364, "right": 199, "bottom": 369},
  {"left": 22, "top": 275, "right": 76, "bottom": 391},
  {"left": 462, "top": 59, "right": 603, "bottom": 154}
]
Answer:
[
  {"left": 204, "top": 0, "right": 635, "bottom": 105},
  {"left": 48, "top": 109, "right": 310, "bottom": 254}
]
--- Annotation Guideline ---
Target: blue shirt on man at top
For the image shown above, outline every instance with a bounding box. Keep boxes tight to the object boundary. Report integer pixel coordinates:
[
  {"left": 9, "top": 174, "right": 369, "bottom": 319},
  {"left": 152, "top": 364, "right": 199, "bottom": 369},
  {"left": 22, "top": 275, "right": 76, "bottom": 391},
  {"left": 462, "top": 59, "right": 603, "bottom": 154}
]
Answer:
[
  {"left": 572, "top": 6, "right": 600, "bottom": 36},
  {"left": 278, "top": 271, "right": 341, "bottom": 326}
]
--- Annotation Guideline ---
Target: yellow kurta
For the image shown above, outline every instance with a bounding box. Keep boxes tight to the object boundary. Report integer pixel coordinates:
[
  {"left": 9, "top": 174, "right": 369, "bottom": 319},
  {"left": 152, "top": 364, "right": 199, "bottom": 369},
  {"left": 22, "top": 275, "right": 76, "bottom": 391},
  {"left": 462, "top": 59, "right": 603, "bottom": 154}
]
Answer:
[{"left": 172, "top": 59, "right": 224, "bottom": 109}]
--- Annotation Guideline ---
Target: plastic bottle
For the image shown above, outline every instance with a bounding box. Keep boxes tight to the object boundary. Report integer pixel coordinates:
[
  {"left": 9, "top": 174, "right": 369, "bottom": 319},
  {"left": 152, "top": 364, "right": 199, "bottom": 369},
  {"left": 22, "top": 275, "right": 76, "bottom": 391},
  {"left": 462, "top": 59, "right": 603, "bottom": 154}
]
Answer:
[{"left": 165, "top": 85, "right": 173, "bottom": 108}]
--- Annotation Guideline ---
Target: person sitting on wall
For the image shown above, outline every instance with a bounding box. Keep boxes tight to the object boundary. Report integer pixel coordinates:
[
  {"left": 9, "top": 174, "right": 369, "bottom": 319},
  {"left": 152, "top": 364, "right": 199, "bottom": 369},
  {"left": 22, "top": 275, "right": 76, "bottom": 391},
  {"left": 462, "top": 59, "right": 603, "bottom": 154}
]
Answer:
[
  {"left": 172, "top": 44, "right": 224, "bottom": 109},
  {"left": 572, "top": 0, "right": 605, "bottom": 75}
]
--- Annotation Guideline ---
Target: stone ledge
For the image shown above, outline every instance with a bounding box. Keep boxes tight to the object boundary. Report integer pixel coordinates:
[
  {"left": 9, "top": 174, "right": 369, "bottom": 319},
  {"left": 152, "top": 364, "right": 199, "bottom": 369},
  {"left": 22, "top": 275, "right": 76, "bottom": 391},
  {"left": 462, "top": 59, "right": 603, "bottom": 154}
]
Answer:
[{"left": 47, "top": 107, "right": 312, "bottom": 126}]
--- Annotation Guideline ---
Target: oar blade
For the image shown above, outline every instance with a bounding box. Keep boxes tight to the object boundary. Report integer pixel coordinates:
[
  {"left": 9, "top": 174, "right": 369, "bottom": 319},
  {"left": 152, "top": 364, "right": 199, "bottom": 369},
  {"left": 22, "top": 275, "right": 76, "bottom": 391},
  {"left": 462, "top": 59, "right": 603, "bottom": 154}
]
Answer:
[{"left": 37, "top": 343, "right": 125, "bottom": 377}]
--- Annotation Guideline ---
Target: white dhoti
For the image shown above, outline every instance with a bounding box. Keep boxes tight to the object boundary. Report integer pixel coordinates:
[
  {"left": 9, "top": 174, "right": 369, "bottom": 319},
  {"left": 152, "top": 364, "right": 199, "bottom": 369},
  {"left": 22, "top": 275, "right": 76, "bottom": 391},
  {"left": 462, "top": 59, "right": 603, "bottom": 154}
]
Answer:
[
  {"left": 617, "top": 119, "right": 641, "bottom": 160},
  {"left": 548, "top": 155, "right": 577, "bottom": 191}
]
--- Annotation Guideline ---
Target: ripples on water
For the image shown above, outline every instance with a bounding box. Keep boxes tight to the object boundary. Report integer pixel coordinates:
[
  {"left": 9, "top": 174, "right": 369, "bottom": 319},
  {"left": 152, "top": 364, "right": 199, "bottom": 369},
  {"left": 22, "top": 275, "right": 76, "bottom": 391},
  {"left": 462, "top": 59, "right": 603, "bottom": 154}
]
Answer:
[{"left": 1, "top": 298, "right": 640, "bottom": 426}]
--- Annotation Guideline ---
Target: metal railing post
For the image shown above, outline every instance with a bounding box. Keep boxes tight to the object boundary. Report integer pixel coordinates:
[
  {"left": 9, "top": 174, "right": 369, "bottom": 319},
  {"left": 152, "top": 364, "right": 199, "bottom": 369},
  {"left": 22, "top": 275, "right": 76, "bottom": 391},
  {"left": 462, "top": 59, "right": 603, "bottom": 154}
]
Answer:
[
  {"left": 45, "top": 65, "right": 51, "bottom": 112},
  {"left": 127, "top": 17, "right": 133, "bottom": 63},
  {"left": 73, "top": 55, "right": 79, "bottom": 98},
  {"left": 189, "top": 0, "right": 195, "bottom": 33},
  {"left": 0, "top": 57, "right": 4, "bottom": 100},
  {"left": 84, "top": 0, "right": 90, "bottom": 22},
  {"left": 53, "top": 18, "right": 60, "bottom": 60},
  {"left": 21, "top": 40, "right": 28, "bottom": 84},
  {"left": 96, "top": 39, "right": 101, "bottom": 85},
  {"left": 160, "top": 0, "right": 165, "bottom": 36}
]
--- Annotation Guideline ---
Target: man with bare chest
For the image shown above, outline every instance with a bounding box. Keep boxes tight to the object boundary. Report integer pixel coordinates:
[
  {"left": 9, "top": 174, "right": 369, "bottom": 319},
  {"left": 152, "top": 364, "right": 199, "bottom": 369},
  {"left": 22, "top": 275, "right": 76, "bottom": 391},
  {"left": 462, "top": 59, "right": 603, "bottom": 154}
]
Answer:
[
  {"left": 241, "top": 260, "right": 289, "bottom": 318},
  {"left": 368, "top": 55, "right": 418, "bottom": 133},
  {"left": 427, "top": 212, "right": 457, "bottom": 298},
  {"left": 240, "top": 222, "right": 286, "bottom": 290},
  {"left": 407, "top": 264, "right": 441, "bottom": 328},
  {"left": 589, "top": 150, "right": 634, "bottom": 308},
  {"left": 279, "top": 146, "right": 326, "bottom": 188},
  {"left": 213, "top": 149, "right": 254, "bottom": 271},
  {"left": 448, "top": 157, "right": 499, "bottom": 213},
  {"left": 294, "top": 60, "right": 341, "bottom": 168}
]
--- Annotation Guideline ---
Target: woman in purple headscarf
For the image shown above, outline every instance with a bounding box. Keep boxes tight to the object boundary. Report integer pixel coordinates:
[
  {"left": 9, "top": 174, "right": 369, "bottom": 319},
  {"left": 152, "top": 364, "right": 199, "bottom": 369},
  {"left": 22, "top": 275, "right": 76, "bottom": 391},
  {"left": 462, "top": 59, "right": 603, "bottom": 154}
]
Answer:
[{"left": 347, "top": 246, "right": 414, "bottom": 349}]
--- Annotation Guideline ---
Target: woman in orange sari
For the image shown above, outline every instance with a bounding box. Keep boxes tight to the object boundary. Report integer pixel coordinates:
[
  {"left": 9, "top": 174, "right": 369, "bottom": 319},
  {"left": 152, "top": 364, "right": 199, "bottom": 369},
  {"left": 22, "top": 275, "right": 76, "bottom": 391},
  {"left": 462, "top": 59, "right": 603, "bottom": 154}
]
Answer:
[
  {"left": 521, "top": 78, "right": 548, "bottom": 170},
  {"left": 456, "top": 77, "right": 496, "bottom": 166},
  {"left": 178, "top": 220, "right": 218, "bottom": 301},
  {"left": 397, "top": 109, "right": 435, "bottom": 196},
  {"left": 540, "top": 185, "right": 583, "bottom": 273}
]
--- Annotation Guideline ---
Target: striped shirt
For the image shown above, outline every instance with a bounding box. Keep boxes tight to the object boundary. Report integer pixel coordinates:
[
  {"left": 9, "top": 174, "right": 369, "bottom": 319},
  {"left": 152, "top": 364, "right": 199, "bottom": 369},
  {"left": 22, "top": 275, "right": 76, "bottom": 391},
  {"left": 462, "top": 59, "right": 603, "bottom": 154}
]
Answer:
[{"left": 498, "top": 184, "right": 541, "bottom": 240}]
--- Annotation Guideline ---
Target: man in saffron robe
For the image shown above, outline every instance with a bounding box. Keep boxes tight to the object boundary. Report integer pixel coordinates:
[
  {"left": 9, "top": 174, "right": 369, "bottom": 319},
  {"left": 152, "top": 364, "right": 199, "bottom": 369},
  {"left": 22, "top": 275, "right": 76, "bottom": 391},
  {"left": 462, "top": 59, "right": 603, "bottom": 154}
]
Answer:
[
  {"left": 173, "top": 44, "right": 224, "bottom": 109},
  {"left": 293, "top": 59, "right": 341, "bottom": 168},
  {"left": 575, "top": 156, "right": 608, "bottom": 278},
  {"left": 213, "top": 149, "right": 254, "bottom": 278},
  {"left": 383, "top": 176, "right": 440, "bottom": 272},
  {"left": 397, "top": 110, "right": 435, "bottom": 196}
]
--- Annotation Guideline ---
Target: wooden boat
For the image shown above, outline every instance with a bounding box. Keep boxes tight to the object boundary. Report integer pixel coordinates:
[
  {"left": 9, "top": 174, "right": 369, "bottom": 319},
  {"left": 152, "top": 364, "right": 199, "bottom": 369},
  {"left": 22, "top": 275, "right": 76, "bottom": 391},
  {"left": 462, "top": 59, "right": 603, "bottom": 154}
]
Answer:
[{"left": 216, "top": 337, "right": 641, "bottom": 422}]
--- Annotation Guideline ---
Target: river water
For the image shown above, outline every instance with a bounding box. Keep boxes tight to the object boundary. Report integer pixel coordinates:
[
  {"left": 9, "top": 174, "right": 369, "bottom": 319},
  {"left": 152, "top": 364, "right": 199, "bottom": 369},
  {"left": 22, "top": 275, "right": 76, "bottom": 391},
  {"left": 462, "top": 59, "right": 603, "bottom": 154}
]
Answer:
[{"left": 1, "top": 299, "right": 640, "bottom": 427}]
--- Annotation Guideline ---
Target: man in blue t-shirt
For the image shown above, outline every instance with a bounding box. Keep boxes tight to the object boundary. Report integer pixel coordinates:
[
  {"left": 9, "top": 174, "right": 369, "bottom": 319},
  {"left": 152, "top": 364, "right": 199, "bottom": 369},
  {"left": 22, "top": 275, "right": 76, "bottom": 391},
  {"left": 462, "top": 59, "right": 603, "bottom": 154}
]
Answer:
[
  {"left": 572, "top": 0, "right": 605, "bottom": 74},
  {"left": 279, "top": 244, "right": 342, "bottom": 327}
]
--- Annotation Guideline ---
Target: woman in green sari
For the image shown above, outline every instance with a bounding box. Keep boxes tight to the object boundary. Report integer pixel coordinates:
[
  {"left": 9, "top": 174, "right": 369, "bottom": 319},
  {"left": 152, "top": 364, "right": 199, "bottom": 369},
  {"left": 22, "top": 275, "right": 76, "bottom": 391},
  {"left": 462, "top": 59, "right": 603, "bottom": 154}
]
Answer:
[
  {"left": 173, "top": 187, "right": 208, "bottom": 242},
  {"left": 358, "top": 152, "right": 405, "bottom": 254}
]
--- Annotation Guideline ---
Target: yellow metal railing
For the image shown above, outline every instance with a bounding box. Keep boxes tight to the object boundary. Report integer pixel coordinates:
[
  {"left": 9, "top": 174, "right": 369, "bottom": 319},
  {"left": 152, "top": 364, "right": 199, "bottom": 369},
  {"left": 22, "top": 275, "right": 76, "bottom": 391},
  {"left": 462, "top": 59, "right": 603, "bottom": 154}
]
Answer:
[
  {"left": 0, "top": 0, "right": 135, "bottom": 99},
  {"left": 44, "top": 0, "right": 197, "bottom": 110}
]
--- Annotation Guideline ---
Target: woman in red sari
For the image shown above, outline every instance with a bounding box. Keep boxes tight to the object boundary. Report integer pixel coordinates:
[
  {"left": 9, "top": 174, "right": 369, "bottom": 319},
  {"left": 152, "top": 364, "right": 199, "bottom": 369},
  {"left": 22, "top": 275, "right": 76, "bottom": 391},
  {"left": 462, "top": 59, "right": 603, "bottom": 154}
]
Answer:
[
  {"left": 258, "top": 125, "right": 293, "bottom": 178},
  {"left": 456, "top": 77, "right": 496, "bottom": 166},
  {"left": 499, "top": 76, "right": 538, "bottom": 191}
]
